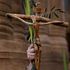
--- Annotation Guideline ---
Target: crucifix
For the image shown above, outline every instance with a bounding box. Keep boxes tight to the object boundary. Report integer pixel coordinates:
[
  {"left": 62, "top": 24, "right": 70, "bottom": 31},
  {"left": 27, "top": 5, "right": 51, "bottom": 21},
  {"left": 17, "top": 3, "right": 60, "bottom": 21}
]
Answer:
[{"left": 5, "top": 1, "right": 68, "bottom": 70}]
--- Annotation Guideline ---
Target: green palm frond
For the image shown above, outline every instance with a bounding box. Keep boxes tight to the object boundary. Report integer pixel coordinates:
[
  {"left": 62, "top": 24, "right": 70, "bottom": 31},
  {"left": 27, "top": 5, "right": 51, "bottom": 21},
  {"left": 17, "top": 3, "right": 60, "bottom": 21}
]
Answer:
[
  {"left": 55, "top": 9, "right": 65, "bottom": 13},
  {"left": 51, "top": 6, "right": 56, "bottom": 11},
  {"left": 45, "top": 6, "right": 64, "bottom": 19},
  {"left": 63, "top": 50, "right": 68, "bottom": 70},
  {"left": 25, "top": 0, "right": 35, "bottom": 43},
  {"left": 25, "top": 0, "right": 31, "bottom": 15},
  {"left": 28, "top": 26, "right": 35, "bottom": 43},
  {"left": 53, "top": 12, "right": 59, "bottom": 18}
]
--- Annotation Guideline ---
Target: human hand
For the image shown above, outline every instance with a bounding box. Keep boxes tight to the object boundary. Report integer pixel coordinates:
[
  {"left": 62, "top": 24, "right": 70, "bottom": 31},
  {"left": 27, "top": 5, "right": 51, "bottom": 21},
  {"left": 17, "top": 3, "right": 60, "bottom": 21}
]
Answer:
[{"left": 27, "top": 44, "right": 38, "bottom": 60}]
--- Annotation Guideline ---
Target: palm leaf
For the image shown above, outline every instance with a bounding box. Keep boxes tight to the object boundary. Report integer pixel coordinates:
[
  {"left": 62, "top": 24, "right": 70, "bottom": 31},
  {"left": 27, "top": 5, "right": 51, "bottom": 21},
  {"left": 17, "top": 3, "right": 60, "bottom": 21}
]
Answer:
[
  {"left": 63, "top": 50, "right": 68, "bottom": 70},
  {"left": 25, "top": 0, "right": 31, "bottom": 15},
  {"left": 29, "top": 26, "right": 34, "bottom": 43},
  {"left": 51, "top": 6, "right": 56, "bottom": 11},
  {"left": 58, "top": 10, "right": 65, "bottom": 13},
  {"left": 53, "top": 12, "right": 59, "bottom": 18},
  {"left": 55, "top": 9, "right": 65, "bottom": 13}
]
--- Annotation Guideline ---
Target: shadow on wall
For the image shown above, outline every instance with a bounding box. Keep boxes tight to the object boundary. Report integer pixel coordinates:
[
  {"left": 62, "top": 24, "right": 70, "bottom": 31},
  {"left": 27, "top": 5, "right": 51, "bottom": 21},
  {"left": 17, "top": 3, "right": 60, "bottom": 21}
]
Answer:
[{"left": 66, "top": 31, "right": 70, "bottom": 59}]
